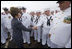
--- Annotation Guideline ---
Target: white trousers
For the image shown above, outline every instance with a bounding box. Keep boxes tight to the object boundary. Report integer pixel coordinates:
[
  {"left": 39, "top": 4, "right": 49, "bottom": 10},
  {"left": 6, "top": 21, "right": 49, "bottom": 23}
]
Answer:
[
  {"left": 1, "top": 26, "right": 7, "bottom": 44},
  {"left": 1, "top": 33, "right": 6, "bottom": 44},
  {"left": 34, "top": 26, "right": 42, "bottom": 42},
  {"left": 37, "top": 27, "right": 41, "bottom": 42},
  {"left": 34, "top": 30, "right": 37, "bottom": 40},
  {"left": 42, "top": 27, "right": 50, "bottom": 45},
  {"left": 1, "top": 28, "right": 6, "bottom": 44},
  {"left": 22, "top": 31, "right": 30, "bottom": 44}
]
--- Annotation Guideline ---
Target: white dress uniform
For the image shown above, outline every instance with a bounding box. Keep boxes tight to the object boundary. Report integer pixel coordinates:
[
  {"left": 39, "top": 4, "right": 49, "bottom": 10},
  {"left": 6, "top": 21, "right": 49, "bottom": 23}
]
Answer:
[
  {"left": 1, "top": 14, "right": 7, "bottom": 44},
  {"left": 4, "top": 13, "right": 13, "bottom": 41},
  {"left": 30, "top": 15, "right": 35, "bottom": 37},
  {"left": 22, "top": 13, "right": 31, "bottom": 44},
  {"left": 34, "top": 15, "right": 42, "bottom": 42},
  {"left": 47, "top": 15, "right": 53, "bottom": 47},
  {"left": 49, "top": 7, "right": 71, "bottom": 48},
  {"left": 36, "top": 14, "right": 53, "bottom": 45},
  {"left": 33, "top": 15, "right": 38, "bottom": 41}
]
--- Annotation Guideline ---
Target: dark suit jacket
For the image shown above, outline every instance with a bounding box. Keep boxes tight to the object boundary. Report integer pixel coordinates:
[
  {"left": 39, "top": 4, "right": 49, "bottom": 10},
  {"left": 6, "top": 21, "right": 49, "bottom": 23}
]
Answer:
[{"left": 11, "top": 18, "right": 32, "bottom": 42}]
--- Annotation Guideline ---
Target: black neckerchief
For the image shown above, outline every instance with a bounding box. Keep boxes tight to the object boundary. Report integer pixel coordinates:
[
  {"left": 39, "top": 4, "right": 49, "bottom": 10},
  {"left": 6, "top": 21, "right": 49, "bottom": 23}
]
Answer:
[
  {"left": 46, "top": 16, "right": 50, "bottom": 26},
  {"left": 34, "top": 16, "right": 40, "bottom": 24}
]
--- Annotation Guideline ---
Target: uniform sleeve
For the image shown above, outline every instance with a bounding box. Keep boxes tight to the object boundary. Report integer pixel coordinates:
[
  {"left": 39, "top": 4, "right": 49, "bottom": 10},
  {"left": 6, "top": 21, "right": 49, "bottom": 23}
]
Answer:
[
  {"left": 15, "top": 21, "right": 32, "bottom": 32},
  {"left": 65, "top": 38, "right": 71, "bottom": 48}
]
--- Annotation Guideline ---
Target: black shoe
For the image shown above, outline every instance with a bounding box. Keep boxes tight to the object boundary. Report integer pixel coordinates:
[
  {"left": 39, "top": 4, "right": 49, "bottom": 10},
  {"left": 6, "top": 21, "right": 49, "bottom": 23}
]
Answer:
[
  {"left": 42, "top": 45, "right": 45, "bottom": 48},
  {"left": 48, "top": 47, "right": 51, "bottom": 48},
  {"left": 28, "top": 44, "right": 31, "bottom": 46},
  {"left": 42, "top": 45, "right": 48, "bottom": 48},
  {"left": 1, "top": 43, "right": 6, "bottom": 45},
  {"left": 37, "top": 42, "right": 41, "bottom": 44},
  {"left": 1, "top": 43, "right": 6, "bottom": 48}
]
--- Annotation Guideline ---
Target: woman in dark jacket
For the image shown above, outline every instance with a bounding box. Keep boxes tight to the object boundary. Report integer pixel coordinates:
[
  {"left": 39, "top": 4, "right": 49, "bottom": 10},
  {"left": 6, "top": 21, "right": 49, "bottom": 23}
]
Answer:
[{"left": 10, "top": 7, "right": 32, "bottom": 48}]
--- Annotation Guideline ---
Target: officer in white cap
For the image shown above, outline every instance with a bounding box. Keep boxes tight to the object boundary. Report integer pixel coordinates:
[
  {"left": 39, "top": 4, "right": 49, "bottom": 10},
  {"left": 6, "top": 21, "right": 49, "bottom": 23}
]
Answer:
[
  {"left": 2, "top": 8, "right": 13, "bottom": 41},
  {"left": 48, "top": 1, "right": 71, "bottom": 48},
  {"left": 1, "top": 14, "right": 7, "bottom": 44},
  {"left": 4, "top": 8, "right": 13, "bottom": 41}
]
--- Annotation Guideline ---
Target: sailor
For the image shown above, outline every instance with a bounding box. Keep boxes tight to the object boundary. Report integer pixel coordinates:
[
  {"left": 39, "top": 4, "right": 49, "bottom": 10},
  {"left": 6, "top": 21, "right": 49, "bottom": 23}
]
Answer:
[
  {"left": 32, "top": 8, "right": 53, "bottom": 47},
  {"left": 1, "top": 8, "right": 11, "bottom": 43},
  {"left": 48, "top": 1, "right": 71, "bottom": 48},
  {"left": 35, "top": 10, "right": 42, "bottom": 42},
  {"left": 30, "top": 11, "right": 35, "bottom": 37},
  {"left": 3, "top": 8, "right": 13, "bottom": 41},
  {"left": 21, "top": 7, "right": 31, "bottom": 44}
]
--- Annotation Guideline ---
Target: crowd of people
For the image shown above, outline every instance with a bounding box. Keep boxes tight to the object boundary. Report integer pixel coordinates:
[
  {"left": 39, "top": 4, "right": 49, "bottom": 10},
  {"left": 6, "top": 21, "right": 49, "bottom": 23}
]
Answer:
[{"left": 1, "top": 1, "right": 71, "bottom": 48}]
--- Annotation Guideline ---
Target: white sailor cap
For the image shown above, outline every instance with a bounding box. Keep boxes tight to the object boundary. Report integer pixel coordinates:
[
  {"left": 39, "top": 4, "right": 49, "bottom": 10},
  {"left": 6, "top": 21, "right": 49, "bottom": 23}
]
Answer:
[
  {"left": 50, "top": 9, "right": 55, "bottom": 12},
  {"left": 44, "top": 8, "right": 50, "bottom": 12},
  {"left": 36, "top": 10, "right": 41, "bottom": 12}
]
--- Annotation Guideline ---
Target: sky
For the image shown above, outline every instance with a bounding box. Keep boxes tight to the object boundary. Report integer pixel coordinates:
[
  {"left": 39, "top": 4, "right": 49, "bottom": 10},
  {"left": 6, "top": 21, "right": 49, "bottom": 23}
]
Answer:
[{"left": 1, "top": 1, "right": 60, "bottom": 12}]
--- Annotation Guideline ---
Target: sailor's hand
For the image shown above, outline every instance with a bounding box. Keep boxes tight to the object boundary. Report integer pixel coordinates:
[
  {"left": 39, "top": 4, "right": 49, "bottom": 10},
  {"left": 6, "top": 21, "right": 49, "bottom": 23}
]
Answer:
[{"left": 32, "top": 26, "right": 38, "bottom": 30}]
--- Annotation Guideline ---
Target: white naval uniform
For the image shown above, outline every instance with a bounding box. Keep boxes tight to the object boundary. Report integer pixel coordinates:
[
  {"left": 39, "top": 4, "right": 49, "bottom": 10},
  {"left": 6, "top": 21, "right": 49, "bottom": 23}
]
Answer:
[
  {"left": 34, "top": 15, "right": 42, "bottom": 42},
  {"left": 49, "top": 7, "right": 71, "bottom": 48},
  {"left": 22, "top": 13, "right": 31, "bottom": 44},
  {"left": 4, "top": 13, "right": 13, "bottom": 41},
  {"left": 33, "top": 15, "right": 38, "bottom": 41},
  {"left": 30, "top": 15, "right": 35, "bottom": 37},
  {"left": 1, "top": 14, "right": 7, "bottom": 44},
  {"left": 36, "top": 14, "right": 52, "bottom": 45},
  {"left": 47, "top": 15, "right": 53, "bottom": 47}
]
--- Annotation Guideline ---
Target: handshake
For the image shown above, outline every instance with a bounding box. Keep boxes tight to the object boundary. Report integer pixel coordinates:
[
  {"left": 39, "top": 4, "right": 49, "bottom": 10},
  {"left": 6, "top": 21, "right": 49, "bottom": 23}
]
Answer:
[
  {"left": 32, "top": 26, "right": 38, "bottom": 30},
  {"left": 29, "top": 25, "right": 38, "bottom": 30}
]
